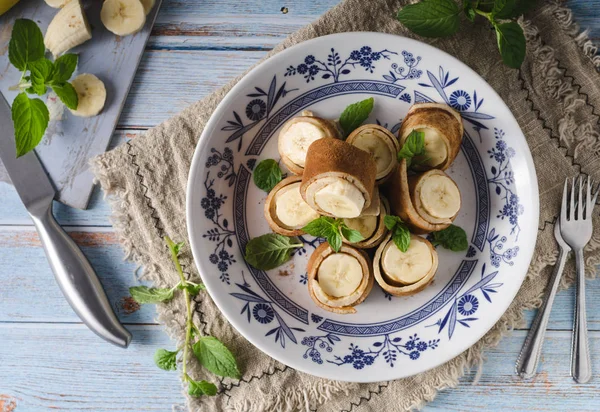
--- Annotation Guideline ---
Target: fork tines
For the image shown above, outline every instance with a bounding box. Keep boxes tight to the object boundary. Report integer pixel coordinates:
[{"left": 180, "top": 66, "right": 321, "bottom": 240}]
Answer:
[{"left": 561, "top": 176, "right": 600, "bottom": 223}]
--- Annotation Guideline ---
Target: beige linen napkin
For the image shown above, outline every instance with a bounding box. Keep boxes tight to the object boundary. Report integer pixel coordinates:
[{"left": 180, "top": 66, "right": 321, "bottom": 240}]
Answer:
[{"left": 92, "top": 1, "right": 600, "bottom": 410}]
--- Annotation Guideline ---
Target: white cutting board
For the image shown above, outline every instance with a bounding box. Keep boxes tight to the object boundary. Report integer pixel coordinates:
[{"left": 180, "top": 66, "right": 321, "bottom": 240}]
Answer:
[{"left": 0, "top": 0, "right": 161, "bottom": 209}]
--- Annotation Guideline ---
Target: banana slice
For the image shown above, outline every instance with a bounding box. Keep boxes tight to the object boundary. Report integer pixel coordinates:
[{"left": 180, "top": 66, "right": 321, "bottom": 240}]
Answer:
[
  {"left": 44, "top": 0, "right": 69, "bottom": 7},
  {"left": 418, "top": 173, "right": 460, "bottom": 219},
  {"left": 317, "top": 253, "right": 364, "bottom": 297},
  {"left": 307, "top": 243, "right": 374, "bottom": 314},
  {"left": 101, "top": 0, "right": 146, "bottom": 36},
  {"left": 140, "top": 0, "right": 155, "bottom": 15},
  {"left": 373, "top": 234, "right": 438, "bottom": 296},
  {"left": 413, "top": 127, "right": 448, "bottom": 168},
  {"left": 342, "top": 195, "right": 389, "bottom": 249},
  {"left": 381, "top": 237, "right": 433, "bottom": 285},
  {"left": 313, "top": 178, "right": 365, "bottom": 218},
  {"left": 264, "top": 176, "right": 320, "bottom": 236},
  {"left": 301, "top": 138, "right": 377, "bottom": 218},
  {"left": 69, "top": 74, "right": 107, "bottom": 117},
  {"left": 398, "top": 103, "right": 463, "bottom": 171},
  {"left": 278, "top": 116, "right": 340, "bottom": 175},
  {"left": 347, "top": 124, "right": 399, "bottom": 183},
  {"left": 343, "top": 215, "right": 378, "bottom": 240},
  {"left": 44, "top": 0, "right": 92, "bottom": 57}
]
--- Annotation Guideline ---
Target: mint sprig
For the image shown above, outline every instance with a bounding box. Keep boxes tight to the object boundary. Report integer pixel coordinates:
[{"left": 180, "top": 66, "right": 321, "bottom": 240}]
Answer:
[
  {"left": 253, "top": 159, "right": 283, "bottom": 192},
  {"left": 397, "top": 130, "right": 427, "bottom": 168},
  {"left": 130, "top": 237, "right": 241, "bottom": 397},
  {"left": 339, "top": 97, "right": 374, "bottom": 137},
  {"left": 384, "top": 215, "right": 411, "bottom": 252},
  {"left": 302, "top": 216, "right": 364, "bottom": 252},
  {"left": 397, "top": 0, "right": 529, "bottom": 68},
  {"left": 7, "top": 19, "right": 80, "bottom": 157},
  {"left": 431, "top": 224, "right": 469, "bottom": 251}
]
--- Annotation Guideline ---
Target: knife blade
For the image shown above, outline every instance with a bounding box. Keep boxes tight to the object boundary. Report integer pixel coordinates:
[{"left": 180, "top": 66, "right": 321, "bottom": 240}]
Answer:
[{"left": 0, "top": 92, "right": 131, "bottom": 348}]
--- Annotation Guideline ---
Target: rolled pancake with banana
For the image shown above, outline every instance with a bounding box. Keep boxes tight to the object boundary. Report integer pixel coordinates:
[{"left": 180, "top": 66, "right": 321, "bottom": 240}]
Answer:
[
  {"left": 264, "top": 176, "right": 321, "bottom": 236},
  {"left": 373, "top": 234, "right": 438, "bottom": 296},
  {"left": 398, "top": 103, "right": 463, "bottom": 170},
  {"left": 307, "top": 243, "right": 374, "bottom": 314},
  {"left": 300, "top": 138, "right": 377, "bottom": 219},
  {"left": 386, "top": 165, "right": 460, "bottom": 234},
  {"left": 278, "top": 112, "right": 342, "bottom": 175},
  {"left": 342, "top": 196, "right": 390, "bottom": 249},
  {"left": 347, "top": 124, "right": 400, "bottom": 184}
]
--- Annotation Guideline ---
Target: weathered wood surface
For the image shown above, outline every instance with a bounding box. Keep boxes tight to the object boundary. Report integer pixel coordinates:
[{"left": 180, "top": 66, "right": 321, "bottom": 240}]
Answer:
[
  {"left": 0, "top": 0, "right": 161, "bottom": 209},
  {"left": 0, "top": 1, "right": 599, "bottom": 411}
]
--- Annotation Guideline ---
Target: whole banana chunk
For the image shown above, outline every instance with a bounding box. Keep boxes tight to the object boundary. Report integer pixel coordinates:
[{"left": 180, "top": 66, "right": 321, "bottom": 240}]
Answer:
[
  {"left": 418, "top": 173, "right": 461, "bottom": 219},
  {"left": 373, "top": 234, "right": 438, "bottom": 296},
  {"left": 313, "top": 178, "right": 365, "bottom": 218},
  {"left": 343, "top": 215, "right": 378, "bottom": 240},
  {"left": 44, "top": 0, "right": 92, "bottom": 57},
  {"left": 70, "top": 74, "right": 107, "bottom": 117},
  {"left": 278, "top": 115, "right": 341, "bottom": 175},
  {"left": 317, "top": 253, "right": 364, "bottom": 297},
  {"left": 101, "top": 0, "right": 146, "bottom": 37},
  {"left": 347, "top": 124, "right": 400, "bottom": 183}
]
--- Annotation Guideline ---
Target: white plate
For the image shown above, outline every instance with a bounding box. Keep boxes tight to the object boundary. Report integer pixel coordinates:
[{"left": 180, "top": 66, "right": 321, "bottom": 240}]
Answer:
[{"left": 186, "top": 32, "right": 539, "bottom": 382}]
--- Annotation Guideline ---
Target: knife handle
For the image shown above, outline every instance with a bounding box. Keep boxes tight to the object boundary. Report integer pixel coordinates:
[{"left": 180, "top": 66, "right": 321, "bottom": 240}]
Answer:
[{"left": 31, "top": 204, "right": 132, "bottom": 348}]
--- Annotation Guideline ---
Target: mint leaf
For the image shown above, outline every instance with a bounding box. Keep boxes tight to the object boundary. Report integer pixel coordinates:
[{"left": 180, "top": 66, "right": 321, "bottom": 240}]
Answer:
[
  {"left": 154, "top": 348, "right": 178, "bottom": 371},
  {"left": 340, "top": 223, "right": 365, "bottom": 243},
  {"left": 397, "top": 130, "right": 426, "bottom": 167},
  {"left": 129, "top": 285, "right": 174, "bottom": 304},
  {"left": 431, "top": 224, "right": 468, "bottom": 251},
  {"left": 253, "top": 159, "right": 283, "bottom": 192},
  {"left": 244, "top": 233, "right": 302, "bottom": 270},
  {"left": 178, "top": 282, "right": 206, "bottom": 296},
  {"left": 463, "top": 1, "right": 477, "bottom": 22},
  {"left": 11, "top": 92, "right": 49, "bottom": 157},
  {"left": 187, "top": 378, "right": 218, "bottom": 397},
  {"left": 52, "top": 53, "right": 78, "bottom": 83},
  {"left": 397, "top": 0, "right": 460, "bottom": 38},
  {"left": 339, "top": 97, "right": 374, "bottom": 137},
  {"left": 8, "top": 19, "right": 45, "bottom": 71},
  {"left": 173, "top": 241, "right": 185, "bottom": 255},
  {"left": 51, "top": 82, "right": 78, "bottom": 110},
  {"left": 193, "top": 336, "right": 241, "bottom": 379},
  {"left": 302, "top": 216, "right": 344, "bottom": 252},
  {"left": 384, "top": 215, "right": 411, "bottom": 252},
  {"left": 28, "top": 59, "right": 54, "bottom": 96},
  {"left": 495, "top": 22, "right": 526, "bottom": 68}
]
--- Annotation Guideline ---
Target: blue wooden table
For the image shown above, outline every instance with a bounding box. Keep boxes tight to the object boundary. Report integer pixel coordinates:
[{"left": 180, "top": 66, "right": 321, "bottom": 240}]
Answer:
[{"left": 1, "top": 1, "right": 599, "bottom": 410}]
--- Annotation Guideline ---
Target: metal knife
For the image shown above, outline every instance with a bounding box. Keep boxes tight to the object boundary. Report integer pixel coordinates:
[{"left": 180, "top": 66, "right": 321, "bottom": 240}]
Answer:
[{"left": 0, "top": 92, "right": 131, "bottom": 348}]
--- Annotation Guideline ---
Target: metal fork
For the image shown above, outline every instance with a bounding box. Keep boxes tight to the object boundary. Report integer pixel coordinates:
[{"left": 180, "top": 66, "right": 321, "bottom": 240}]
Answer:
[
  {"left": 516, "top": 218, "right": 570, "bottom": 378},
  {"left": 560, "top": 176, "right": 599, "bottom": 383}
]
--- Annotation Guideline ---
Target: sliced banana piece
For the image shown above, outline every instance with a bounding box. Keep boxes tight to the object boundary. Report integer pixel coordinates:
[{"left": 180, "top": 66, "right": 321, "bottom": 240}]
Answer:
[
  {"left": 313, "top": 178, "right": 365, "bottom": 218},
  {"left": 381, "top": 236, "right": 433, "bottom": 285},
  {"left": 44, "top": 0, "right": 69, "bottom": 8},
  {"left": 307, "top": 243, "right": 374, "bottom": 314},
  {"left": 343, "top": 215, "right": 378, "bottom": 240},
  {"left": 373, "top": 234, "right": 438, "bottom": 296},
  {"left": 278, "top": 116, "right": 340, "bottom": 174},
  {"left": 140, "top": 0, "right": 155, "bottom": 15},
  {"left": 347, "top": 124, "right": 399, "bottom": 182},
  {"left": 414, "top": 127, "right": 448, "bottom": 168},
  {"left": 317, "top": 253, "right": 363, "bottom": 297},
  {"left": 44, "top": 0, "right": 92, "bottom": 57},
  {"left": 419, "top": 173, "right": 460, "bottom": 219},
  {"left": 273, "top": 182, "right": 320, "bottom": 229},
  {"left": 69, "top": 74, "right": 106, "bottom": 117},
  {"left": 101, "top": 0, "right": 146, "bottom": 36}
]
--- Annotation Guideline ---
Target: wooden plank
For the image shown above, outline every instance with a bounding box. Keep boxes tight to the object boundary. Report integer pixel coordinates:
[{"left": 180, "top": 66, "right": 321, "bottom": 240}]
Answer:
[
  {"left": 0, "top": 1, "right": 162, "bottom": 209},
  {"left": 0, "top": 325, "right": 599, "bottom": 411},
  {"left": 0, "top": 129, "right": 133, "bottom": 226},
  {"left": 0, "top": 324, "right": 182, "bottom": 411},
  {"left": 0, "top": 229, "right": 155, "bottom": 324}
]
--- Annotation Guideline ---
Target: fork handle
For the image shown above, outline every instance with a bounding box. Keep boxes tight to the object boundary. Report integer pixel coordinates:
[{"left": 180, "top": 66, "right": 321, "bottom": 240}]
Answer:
[
  {"left": 516, "top": 246, "right": 568, "bottom": 378},
  {"left": 571, "top": 248, "right": 592, "bottom": 383}
]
